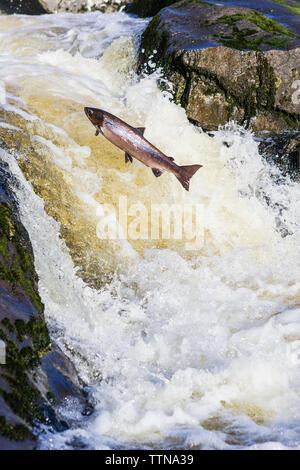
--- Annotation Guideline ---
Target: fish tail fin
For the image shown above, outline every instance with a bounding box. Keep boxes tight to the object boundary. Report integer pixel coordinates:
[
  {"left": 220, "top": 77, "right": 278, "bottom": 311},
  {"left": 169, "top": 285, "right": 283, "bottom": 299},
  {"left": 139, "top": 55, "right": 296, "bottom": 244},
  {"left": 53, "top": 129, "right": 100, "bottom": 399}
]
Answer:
[{"left": 176, "top": 164, "right": 203, "bottom": 191}]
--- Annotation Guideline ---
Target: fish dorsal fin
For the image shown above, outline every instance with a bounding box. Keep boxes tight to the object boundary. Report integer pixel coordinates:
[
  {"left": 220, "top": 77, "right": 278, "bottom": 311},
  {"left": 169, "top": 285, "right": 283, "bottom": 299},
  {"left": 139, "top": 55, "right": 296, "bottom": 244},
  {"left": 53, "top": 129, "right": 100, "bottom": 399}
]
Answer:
[
  {"left": 167, "top": 156, "right": 174, "bottom": 162},
  {"left": 152, "top": 168, "right": 162, "bottom": 178},
  {"left": 136, "top": 127, "right": 145, "bottom": 136},
  {"left": 125, "top": 153, "right": 133, "bottom": 164}
]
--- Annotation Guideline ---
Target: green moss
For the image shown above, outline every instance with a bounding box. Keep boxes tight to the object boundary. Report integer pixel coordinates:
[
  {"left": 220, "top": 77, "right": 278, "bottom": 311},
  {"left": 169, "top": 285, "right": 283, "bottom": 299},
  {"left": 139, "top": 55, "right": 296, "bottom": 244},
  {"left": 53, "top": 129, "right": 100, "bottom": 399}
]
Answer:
[
  {"left": 0, "top": 236, "right": 10, "bottom": 262},
  {"left": 265, "top": 36, "right": 292, "bottom": 47},
  {"left": 0, "top": 262, "right": 11, "bottom": 283},
  {"left": 173, "top": 74, "right": 188, "bottom": 104},
  {"left": 26, "top": 318, "right": 50, "bottom": 353},
  {"left": 272, "top": 0, "right": 300, "bottom": 6},
  {"left": 0, "top": 204, "right": 14, "bottom": 237},
  {"left": 248, "top": 11, "right": 299, "bottom": 37},
  {"left": 272, "top": 0, "right": 300, "bottom": 16},
  {"left": 17, "top": 247, "right": 33, "bottom": 274},
  {"left": 216, "top": 11, "right": 300, "bottom": 38},
  {"left": 14, "top": 319, "right": 27, "bottom": 342},
  {"left": 0, "top": 203, "right": 55, "bottom": 442},
  {"left": 13, "top": 318, "right": 50, "bottom": 358},
  {"left": 2, "top": 338, "right": 38, "bottom": 374},
  {"left": 1, "top": 378, "right": 41, "bottom": 423},
  {"left": 0, "top": 345, "right": 41, "bottom": 422},
  {"left": 0, "top": 203, "right": 44, "bottom": 314},
  {"left": 2, "top": 318, "right": 14, "bottom": 334},
  {"left": 0, "top": 328, "right": 8, "bottom": 342},
  {"left": 218, "top": 23, "right": 293, "bottom": 50},
  {"left": 220, "top": 31, "right": 264, "bottom": 51},
  {"left": 0, "top": 415, "right": 34, "bottom": 441},
  {"left": 216, "top": 14, "right": 246, "bottom": 25},
  {"left": 0, "top": 325, "right": 50, "bottom": 425}
]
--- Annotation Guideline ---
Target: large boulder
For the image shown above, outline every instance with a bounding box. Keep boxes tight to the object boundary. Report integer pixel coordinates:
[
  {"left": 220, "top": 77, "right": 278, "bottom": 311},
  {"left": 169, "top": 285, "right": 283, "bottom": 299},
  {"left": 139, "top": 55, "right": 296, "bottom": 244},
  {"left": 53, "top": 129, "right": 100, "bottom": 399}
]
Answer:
[
  {"left": 139, "top": 1, "right": 300, "bottom": 132},
  {"left": 0, "top": 157, "right": 85, "bottom": 450}
]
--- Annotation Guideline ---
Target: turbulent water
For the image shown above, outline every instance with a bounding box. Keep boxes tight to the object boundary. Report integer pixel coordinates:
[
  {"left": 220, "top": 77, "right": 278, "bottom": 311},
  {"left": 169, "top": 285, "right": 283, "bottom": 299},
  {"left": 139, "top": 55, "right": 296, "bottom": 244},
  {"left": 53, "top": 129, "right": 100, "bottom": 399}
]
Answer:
[{"left": 1, "top": 10, "right": 300, "bottom": 450}]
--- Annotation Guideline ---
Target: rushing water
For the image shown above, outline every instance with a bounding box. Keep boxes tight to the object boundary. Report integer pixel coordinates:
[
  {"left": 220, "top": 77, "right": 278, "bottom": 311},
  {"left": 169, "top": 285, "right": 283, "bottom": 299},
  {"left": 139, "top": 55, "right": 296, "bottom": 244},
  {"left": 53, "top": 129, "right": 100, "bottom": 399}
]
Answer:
[{"left": 1, "top": 10, "right": 300, "bottom": 450}]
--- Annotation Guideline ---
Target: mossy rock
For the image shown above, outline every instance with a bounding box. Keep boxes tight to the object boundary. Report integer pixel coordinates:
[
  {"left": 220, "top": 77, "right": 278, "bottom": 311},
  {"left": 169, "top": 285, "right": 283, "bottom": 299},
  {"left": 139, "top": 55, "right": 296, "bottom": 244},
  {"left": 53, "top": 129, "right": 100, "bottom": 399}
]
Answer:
[
  {"left": 0, "top": 159, "right": 85, "bottom": 449},
  {"left": 0, "top": 188, "right": 51, "bottom": 446},
  {"left": 139, "top": 0, "right": 300, "bottom": 131}
]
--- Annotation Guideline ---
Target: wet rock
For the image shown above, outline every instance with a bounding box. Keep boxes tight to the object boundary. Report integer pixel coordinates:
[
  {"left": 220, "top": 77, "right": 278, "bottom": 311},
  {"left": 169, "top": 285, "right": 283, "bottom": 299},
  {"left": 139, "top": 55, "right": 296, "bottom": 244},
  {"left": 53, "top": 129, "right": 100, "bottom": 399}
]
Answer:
[
  {"left": 81, "top": 403, "right": 94, "bottom": 416},
  {"left": 0, "top": 0, "right": 48, "bottom": 15},
  {"left": 256, "top": 130, "right": 300, "bottom": 179},
  {"left": 125, "top": 0, "right": 176, "bottom": 17},
  {"left": 0, "top": 158, "right": 85, "bottom": 450},
  {"left": 139, "top": 0, "right": 300, "bottom": 132}
]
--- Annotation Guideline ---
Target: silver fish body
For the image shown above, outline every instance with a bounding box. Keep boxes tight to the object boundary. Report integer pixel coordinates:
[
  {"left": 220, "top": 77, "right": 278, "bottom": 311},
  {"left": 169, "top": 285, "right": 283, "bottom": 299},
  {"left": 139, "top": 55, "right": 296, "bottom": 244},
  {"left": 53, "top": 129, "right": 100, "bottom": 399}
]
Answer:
[{"left": 84, "top": 107, "right": 202, "bottom": 191}]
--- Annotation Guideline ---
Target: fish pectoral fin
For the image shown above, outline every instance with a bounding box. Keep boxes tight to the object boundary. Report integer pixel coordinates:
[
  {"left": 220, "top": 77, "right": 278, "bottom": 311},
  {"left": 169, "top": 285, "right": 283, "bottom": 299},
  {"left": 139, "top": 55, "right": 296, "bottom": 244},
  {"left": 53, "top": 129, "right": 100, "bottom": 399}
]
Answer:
[
  {"left": 152, "top": 168, "right": 162, "bottom": 178},
  {"left": 136, "top": 127, "right": 145, "bottom": 136},
  {"left": 125, "top": 153, "right": 133, "bottom": 164}
]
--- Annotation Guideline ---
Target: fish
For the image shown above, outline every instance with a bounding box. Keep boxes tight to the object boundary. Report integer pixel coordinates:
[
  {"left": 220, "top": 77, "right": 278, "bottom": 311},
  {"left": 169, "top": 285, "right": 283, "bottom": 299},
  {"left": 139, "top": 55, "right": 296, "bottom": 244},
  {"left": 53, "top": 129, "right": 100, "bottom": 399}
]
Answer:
[{"left": 84, "top": 107, "right": 203, "bottom": 191}]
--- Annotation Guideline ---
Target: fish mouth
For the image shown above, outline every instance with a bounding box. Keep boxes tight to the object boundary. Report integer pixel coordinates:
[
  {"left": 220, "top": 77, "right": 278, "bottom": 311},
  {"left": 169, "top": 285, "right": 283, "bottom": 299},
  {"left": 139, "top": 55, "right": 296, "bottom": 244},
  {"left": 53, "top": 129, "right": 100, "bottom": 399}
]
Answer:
[
  {"left": 84, "top": 107, "right": 104, "bottom": 127},
  {"left": 84, "top": 107, "right": 94, "bottom": 119}
]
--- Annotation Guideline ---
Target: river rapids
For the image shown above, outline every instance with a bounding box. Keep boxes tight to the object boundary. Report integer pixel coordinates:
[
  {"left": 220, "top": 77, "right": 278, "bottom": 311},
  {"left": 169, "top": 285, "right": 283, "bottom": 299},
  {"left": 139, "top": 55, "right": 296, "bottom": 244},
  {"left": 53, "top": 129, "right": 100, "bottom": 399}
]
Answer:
[{"left": 1, "top": 10, "right": 300, "bottom": 450}]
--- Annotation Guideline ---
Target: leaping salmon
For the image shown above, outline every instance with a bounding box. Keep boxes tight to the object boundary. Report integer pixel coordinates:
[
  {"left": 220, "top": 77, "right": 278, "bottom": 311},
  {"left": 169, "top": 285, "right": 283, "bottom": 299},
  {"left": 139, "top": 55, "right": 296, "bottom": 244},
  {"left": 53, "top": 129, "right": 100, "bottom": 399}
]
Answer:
[{"left": 84, "top": 107, "right": 203, "bottom": 191}]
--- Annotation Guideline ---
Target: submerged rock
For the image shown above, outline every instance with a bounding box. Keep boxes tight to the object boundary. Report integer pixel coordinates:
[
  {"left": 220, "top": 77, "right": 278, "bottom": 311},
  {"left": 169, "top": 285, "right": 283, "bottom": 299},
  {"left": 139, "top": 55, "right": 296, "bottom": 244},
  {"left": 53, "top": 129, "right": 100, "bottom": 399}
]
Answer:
[
  {"left": 0, "top": 158, "right": 85, "bottom": 450},
  {"left": 256, "top": 130, "right": 300, "bottom": 179},
  {"left": 139, "top": 0, "right": 300, "bottom": 132}
]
